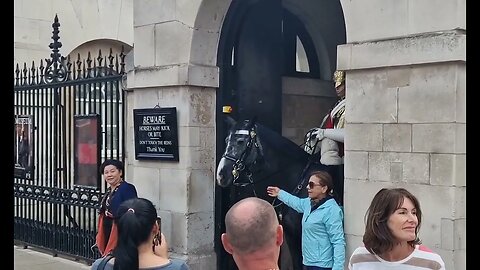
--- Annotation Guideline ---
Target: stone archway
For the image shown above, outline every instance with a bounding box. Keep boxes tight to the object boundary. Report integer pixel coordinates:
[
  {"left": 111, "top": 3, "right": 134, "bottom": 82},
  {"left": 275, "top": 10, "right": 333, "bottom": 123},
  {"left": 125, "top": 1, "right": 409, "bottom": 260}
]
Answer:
[{"left": 190, "top": 0, "right": 347, "bottom": 269}]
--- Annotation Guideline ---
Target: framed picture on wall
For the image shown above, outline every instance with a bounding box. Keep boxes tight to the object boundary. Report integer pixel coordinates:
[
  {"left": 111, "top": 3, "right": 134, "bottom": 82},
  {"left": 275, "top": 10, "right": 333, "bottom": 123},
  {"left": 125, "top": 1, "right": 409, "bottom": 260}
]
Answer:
[
  {"left": 74, "top": 114, "right": 101, "bottom": 189},
  {"left": 14, "top": 115, "right": 34, "bottom": 180}
]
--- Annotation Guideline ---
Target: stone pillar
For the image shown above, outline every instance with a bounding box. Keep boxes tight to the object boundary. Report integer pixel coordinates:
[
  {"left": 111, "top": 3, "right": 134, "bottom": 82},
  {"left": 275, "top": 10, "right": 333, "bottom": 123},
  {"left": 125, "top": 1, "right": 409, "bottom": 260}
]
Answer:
[
  {"left": 339, "top": 0, "right": 465, "bottom": 269},
  {"left": 127, "top": 1, "right": 219, "bottom": 269}
]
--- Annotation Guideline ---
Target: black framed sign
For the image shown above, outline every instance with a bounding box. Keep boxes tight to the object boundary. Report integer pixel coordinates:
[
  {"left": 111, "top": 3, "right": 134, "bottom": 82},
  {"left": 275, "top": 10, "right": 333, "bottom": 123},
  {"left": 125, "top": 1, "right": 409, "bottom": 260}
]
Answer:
[
  {"left": 14, "top": 115, "right": 34, "bottom": 180},
  {"left": 133, "top": 107, "right": 179, "bottom": 161},
  {"left": 74, "top": 114, "right": 101, "bottom": 189}
]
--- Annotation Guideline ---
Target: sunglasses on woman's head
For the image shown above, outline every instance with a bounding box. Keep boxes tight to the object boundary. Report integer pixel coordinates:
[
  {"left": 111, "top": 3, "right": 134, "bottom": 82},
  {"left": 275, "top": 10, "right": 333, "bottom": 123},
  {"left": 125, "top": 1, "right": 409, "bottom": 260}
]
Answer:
[{"left": 307, "top": 181, "right": 322, "bottom": 189}]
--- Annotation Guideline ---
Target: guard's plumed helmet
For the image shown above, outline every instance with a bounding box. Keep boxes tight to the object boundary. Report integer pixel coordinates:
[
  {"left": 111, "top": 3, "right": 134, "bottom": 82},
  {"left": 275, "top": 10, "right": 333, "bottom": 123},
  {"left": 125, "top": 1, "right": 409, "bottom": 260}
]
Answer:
[{"left": 333, "top": 70, "right": 345, "bottom": 88}]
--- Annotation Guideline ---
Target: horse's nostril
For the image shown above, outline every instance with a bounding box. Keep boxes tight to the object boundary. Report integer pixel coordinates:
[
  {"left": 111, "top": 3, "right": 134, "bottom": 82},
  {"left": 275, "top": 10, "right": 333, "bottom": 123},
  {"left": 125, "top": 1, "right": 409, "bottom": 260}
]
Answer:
[{"left": 216, "top": 172, "right": 226, "bottom": 182}]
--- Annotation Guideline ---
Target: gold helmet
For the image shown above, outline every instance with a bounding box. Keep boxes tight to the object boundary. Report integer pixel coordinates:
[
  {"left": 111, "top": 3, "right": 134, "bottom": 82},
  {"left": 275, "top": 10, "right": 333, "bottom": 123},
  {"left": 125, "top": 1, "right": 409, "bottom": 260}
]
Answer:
[{"left": 333, "top": 70, "right": 345, "bottom": 88}]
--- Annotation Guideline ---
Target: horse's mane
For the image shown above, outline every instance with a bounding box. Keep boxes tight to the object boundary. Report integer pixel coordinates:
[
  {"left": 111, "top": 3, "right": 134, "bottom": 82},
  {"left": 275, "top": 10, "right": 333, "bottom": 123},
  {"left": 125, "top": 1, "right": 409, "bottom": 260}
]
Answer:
[{"left": 255, "top": 123, "right": 310, "bottom": 163}]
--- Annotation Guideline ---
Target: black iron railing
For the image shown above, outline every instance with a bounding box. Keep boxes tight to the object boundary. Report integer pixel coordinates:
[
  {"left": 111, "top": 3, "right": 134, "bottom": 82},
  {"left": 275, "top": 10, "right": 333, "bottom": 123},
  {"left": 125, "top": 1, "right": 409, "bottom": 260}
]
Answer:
[{"left": 14, "top": 15, "right": 126, "bottom": 263}]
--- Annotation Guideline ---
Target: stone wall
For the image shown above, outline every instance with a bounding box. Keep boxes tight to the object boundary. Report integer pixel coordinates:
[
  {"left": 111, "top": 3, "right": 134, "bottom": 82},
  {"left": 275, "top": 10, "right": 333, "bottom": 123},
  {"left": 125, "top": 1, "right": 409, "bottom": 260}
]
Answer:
[
  {"left": 338, "top": 0, "right": 466, "bottom": 268},
  {"left": 14, "top": 0, "right": 133, "bottom": 64}
]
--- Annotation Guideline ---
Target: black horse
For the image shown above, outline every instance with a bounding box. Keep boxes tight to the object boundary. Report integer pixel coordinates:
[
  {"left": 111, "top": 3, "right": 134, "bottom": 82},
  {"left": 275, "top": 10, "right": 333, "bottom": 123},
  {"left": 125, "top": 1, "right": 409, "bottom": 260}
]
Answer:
[{"left": 216, "top": 117, "right": 329, "bottom": 270}]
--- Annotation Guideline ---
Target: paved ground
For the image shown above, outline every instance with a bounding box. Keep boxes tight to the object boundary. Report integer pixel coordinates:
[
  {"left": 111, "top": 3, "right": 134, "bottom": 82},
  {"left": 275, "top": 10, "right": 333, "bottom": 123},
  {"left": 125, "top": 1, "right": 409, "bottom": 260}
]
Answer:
[{"left": 14, "top": 245, "right": 91, "bottom": 270}]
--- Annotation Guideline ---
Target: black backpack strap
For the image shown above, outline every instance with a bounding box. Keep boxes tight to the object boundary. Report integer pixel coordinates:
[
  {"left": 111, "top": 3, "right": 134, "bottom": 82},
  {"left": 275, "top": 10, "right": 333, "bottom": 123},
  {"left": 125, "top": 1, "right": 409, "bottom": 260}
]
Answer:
[{"left": 97, "top": 254, "right": 114, "bottom": 270}]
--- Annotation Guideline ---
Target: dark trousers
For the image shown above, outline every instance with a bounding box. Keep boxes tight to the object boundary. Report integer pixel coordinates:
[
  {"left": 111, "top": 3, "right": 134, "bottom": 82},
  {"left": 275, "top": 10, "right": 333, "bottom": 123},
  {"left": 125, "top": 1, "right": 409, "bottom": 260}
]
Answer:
[{"left": 303, "top": 266, "right": 332, "bottom": 270}]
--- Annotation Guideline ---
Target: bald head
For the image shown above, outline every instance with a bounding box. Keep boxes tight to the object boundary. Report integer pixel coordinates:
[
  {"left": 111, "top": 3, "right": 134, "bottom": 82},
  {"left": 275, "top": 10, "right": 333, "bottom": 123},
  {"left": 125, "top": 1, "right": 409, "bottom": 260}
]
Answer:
[{"left": 224, "top": 197, "right": 279, "bottom": 254}]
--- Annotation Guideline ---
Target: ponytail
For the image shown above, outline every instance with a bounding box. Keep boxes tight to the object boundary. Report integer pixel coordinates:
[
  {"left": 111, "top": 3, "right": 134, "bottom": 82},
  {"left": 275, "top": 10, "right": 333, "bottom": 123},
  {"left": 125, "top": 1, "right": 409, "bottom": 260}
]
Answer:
[{"left": 112, "top": 198, "right": 157, "bottom": 270}]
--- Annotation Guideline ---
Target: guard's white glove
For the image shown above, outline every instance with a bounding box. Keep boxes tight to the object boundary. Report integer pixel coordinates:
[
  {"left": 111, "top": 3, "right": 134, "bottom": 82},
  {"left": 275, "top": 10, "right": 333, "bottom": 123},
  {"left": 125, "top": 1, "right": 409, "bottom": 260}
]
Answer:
[{"left": 313, "top": 128, "right": 325, "bottom": 140}]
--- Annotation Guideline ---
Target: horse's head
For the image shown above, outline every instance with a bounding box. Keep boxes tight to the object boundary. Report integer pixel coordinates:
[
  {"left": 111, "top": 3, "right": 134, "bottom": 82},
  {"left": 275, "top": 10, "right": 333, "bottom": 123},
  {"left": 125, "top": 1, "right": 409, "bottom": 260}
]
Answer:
[{"left": 216, "top": 117, "right": 263, "bottom": 187}]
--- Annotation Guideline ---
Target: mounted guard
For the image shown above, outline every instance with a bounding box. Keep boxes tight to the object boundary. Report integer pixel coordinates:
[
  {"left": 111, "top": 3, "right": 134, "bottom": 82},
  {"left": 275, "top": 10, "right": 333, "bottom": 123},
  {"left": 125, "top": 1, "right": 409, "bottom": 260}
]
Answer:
[{"left": 303, "top": 70, "right": 346, "bottom": 205}]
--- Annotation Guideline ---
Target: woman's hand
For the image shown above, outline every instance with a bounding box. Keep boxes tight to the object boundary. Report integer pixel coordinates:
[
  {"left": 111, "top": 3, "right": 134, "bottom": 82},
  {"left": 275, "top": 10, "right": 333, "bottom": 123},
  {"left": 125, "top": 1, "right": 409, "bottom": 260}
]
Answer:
[
  {"left": 267, "top": 186, "right": 280, "bottom": 197},
  {"left": 154, "top": 233, "right": 169, "bottom": 258}
]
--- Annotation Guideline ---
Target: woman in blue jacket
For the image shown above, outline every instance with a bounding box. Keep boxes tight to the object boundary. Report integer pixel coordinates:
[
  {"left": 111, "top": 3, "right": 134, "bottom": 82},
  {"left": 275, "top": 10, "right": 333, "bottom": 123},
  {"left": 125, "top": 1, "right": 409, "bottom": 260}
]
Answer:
[{"left": 267, "top": 170, "right": 345, "bottom": 270}]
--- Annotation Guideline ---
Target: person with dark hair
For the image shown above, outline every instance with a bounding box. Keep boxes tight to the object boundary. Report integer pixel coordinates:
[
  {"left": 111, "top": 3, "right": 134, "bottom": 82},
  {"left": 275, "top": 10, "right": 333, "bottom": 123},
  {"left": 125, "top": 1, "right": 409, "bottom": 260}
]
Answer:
[
  {"left": 95, "top": 159, "right": 138, "bottom": 256},
  {"left": 348, "top": 188, "right": 446, "bottom": 270},
  {"left": 221, "top": 197, "right": 283, "bottom": 270},
  {"left": 267, "top": 170, "right": 345, "bottom": 270},
  {"left": 91, "top": 197, "right": 189, "bottom": 270}
]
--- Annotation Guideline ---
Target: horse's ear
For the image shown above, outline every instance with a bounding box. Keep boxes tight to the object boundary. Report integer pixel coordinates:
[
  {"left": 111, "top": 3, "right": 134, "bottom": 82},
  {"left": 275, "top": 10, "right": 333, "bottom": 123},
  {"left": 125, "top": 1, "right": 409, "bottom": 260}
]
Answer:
[
  {"left": 225, "top": 116, "right": 236, "bottom": 129},
  {"left": 251, "top": 116, "right": 257, "bottom": 125}
]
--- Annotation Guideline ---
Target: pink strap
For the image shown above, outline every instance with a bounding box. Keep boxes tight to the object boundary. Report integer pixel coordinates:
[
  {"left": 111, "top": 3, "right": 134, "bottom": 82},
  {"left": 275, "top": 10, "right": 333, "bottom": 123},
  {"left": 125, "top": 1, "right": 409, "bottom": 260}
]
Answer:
[{"left": 418, "top": 245, "right": 433, "bottom": 252}]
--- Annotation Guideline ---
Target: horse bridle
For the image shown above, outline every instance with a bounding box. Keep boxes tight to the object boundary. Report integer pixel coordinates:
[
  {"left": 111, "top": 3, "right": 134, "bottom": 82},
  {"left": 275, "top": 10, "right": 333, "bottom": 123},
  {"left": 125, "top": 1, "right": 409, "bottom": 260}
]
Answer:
[
  {"left": 222, "top": 127, "right": 261, "bottom": 191},
  {"left": 222, "top": 126, "right": 287, "bottom": 208}
]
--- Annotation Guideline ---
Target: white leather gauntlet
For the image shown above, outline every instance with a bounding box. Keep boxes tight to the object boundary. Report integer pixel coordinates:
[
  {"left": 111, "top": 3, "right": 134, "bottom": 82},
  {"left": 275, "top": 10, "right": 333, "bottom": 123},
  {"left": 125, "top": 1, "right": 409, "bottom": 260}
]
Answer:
[{"left": 323, "top": 128, "right": 345, "bottom": 143}]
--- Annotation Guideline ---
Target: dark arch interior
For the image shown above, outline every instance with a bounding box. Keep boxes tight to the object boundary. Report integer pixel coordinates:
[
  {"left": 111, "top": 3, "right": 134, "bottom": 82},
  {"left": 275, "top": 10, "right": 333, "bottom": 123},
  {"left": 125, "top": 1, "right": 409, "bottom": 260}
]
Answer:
[{"left": 215, "top": 1, "right": 346, "bottom": 269}]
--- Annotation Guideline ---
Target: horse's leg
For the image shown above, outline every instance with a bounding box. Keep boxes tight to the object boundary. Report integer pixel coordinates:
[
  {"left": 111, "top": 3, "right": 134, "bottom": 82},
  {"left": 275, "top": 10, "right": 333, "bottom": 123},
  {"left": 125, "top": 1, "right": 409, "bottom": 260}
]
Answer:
[
  {"left": 290, "top": 216, "right": 303, "bottom": 270},
  {"left": 279, "top": 236, "right": 293, "bottom": 270},
  {"left": 286, "top": 230, "right": 302, "bottom": 270},
  {"left": 282, "top": 209, "right": 303, "bottom": 270}
]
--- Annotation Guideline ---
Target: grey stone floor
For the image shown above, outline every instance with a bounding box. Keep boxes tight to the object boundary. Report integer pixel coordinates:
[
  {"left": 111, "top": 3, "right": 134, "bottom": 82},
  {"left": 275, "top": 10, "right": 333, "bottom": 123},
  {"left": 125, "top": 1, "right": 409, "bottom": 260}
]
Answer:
[{"left": 14, "top": 245, "right": 91, "bottom": 270}]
